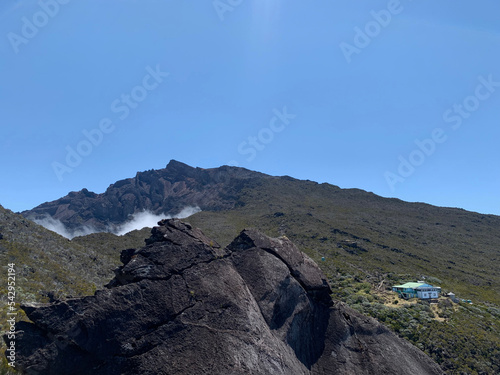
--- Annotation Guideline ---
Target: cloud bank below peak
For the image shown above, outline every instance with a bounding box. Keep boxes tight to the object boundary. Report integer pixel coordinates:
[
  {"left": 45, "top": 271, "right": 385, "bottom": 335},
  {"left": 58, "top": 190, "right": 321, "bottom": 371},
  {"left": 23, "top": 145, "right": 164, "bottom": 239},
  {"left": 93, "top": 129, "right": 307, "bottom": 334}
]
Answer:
[{"left": 33, "top": 206, "right": 201, "bottom": 240}]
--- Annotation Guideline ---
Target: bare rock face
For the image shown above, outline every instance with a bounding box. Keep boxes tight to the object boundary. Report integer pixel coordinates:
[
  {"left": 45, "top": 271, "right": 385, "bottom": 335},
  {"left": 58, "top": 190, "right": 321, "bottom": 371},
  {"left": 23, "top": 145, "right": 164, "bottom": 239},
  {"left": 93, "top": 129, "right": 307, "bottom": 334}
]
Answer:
[
  {"left": 21, "top": 160, "right": 268, "bottom": 233},
  {"left": 10, "top": 220, "right": 443, "bottom": 375}
]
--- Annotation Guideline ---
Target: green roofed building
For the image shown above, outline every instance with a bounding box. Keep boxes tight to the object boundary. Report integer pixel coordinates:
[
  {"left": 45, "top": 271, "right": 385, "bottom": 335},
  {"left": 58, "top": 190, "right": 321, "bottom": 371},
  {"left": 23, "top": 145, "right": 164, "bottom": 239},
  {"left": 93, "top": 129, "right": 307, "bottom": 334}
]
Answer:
[{"left": 392, "top": 282, "right": 441, "bottom": 299}]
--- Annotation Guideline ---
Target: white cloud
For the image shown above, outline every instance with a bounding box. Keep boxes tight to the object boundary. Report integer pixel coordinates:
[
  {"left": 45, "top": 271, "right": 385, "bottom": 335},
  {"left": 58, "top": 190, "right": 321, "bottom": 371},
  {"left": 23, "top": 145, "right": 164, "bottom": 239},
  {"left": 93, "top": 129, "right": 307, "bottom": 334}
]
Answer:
[
  {"left": 32, "top": 206, "right": 202, "bottom": 239},
  {"left": 113, "top": 211, "right": 168, "bottom": 236},
  {"left": 33, "top": 215, "right": 98, "bottom": 239},
  {"left": 114, "top": 207, "right": 200, "bottom": 235}
]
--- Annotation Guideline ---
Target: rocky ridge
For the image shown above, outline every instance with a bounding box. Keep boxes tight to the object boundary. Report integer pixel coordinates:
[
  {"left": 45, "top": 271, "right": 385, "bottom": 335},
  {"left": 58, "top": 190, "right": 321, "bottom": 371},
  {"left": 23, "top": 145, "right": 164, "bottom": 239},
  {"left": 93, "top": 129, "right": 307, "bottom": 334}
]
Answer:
[
  {"left": 22, "top": 160, "right": 269, "bottom": 233},
  {"left": 11, "top": 220, "right": 442, "bottom": 375}
]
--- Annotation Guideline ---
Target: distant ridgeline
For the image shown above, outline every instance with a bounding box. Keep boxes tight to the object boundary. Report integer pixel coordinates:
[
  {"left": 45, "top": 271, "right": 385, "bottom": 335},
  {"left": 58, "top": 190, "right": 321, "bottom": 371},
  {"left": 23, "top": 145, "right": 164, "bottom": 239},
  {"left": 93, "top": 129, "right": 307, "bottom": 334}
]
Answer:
[{"left": 22, "top": 160, "right": 271, "bottom": 232}]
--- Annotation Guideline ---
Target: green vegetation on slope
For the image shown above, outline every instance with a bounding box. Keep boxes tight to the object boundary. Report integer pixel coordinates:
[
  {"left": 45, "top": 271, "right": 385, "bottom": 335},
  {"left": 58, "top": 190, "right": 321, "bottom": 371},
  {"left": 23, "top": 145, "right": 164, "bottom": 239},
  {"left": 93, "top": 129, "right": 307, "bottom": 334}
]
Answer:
[
  {"left": 329, "top": 275, "right": 500, "bottom": 374},
  {"left": 0, "top": 206, "right": 147, "bottom": 374},
  {"left": 188, "top": 177, "right": 500, "bottom": 305},
  {"left": 186, "top": 176, "right": 500, "bottom": 374}
]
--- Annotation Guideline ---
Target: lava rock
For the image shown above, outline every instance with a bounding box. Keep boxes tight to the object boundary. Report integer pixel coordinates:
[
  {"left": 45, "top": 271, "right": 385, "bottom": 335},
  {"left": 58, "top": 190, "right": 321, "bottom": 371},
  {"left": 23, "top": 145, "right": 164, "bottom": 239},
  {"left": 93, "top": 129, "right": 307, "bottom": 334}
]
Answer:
[{"left": 9, "top": 220, "right": 443, "bottom": 375}]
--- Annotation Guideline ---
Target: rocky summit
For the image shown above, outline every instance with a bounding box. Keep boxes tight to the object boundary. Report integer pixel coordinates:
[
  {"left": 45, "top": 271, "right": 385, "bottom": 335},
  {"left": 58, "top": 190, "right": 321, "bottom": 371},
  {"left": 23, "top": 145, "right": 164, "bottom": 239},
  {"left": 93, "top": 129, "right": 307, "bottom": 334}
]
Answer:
[
  {"left": 22, "top": 160, "right": 269, "bottom": 233},
  {"left": 12, "top": 220, "right": 442, "bottom": 375}
]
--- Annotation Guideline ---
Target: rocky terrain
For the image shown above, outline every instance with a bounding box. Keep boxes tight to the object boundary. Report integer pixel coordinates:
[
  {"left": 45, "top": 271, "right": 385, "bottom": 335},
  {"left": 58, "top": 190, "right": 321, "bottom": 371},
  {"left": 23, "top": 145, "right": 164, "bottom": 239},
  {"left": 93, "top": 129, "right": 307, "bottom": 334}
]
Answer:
[
  {"left": 12, "top": 219, "right": 442, "bottom": 375},
  {"left": 22, "top": 160, "right": 269, "bottom": 233},
  {"left": 7, "top": 160, "right": 500, "bottom": 373}
]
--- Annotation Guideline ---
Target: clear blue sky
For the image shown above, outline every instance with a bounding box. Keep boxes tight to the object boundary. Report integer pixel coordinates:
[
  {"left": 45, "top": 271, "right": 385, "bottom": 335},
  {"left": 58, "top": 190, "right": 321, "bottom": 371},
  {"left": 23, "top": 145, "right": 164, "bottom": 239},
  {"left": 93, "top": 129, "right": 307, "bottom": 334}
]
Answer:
[{"left": 1, "top": 0, "right": 499, "bottom": 215}]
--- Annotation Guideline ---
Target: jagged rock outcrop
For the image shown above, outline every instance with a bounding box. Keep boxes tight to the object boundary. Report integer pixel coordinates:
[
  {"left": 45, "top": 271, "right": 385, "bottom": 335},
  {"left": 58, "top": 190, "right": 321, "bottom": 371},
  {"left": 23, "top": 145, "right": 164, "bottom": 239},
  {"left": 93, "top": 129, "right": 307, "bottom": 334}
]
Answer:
[
  {"left": 22, "top": 160, "right": 270, "bottom": 233},
  {"left": 11, "top": 220, "right": 443, "bottom": 375}
]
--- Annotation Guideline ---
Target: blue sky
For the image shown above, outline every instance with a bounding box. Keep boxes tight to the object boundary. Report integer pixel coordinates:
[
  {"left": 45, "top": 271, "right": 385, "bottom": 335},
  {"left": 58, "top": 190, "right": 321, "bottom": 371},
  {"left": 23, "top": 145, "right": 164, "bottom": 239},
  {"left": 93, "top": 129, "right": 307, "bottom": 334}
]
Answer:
[{"left": 1, "top": 0, "right": 499, "bottom": 215}]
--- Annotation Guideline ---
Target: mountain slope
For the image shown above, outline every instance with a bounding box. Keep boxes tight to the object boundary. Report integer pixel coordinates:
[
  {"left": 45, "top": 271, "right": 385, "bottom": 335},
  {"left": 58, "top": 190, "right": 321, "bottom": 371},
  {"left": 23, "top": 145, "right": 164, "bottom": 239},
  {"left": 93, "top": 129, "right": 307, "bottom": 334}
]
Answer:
[
  {"left": 0, "top": 205, "right": 148, "bottom": 373},
  {"left": 13, "top": 160, "right": 500, "bottom": 374},
  {"left": 12, "top": 220, "right": 443, "bottom": 375},
  {"left": 21, "top": 160, "right": 500, "bottom": 305},
  {"left": 22, "top": 160, "right": 268, "bottom": 234},
  {"left": 0, "top": 205, "right": 109, "bottom": 300},
  {"left": 186, "top": 176, "right": 500, "bottom": 305}
]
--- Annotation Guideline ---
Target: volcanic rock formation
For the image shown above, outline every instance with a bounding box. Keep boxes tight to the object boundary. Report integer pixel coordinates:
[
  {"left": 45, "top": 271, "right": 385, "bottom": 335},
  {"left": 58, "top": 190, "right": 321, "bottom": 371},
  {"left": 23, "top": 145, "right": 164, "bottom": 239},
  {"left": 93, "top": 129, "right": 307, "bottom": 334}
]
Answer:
[
  {"left": 11, "top": 220, "right": 443, "bottom": 375},
  {"left": 22, "top": 160, "right": 268, "bottom": 232}
]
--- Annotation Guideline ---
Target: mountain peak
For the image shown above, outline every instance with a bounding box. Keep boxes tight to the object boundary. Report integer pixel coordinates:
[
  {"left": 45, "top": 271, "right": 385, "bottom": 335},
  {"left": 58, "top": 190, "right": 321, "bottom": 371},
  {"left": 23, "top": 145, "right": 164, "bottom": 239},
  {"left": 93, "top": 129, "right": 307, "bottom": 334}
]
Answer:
[
  {"left": 165, "top": 159, "right": 196, "bottom": 172},
  {"left": 22, "top": 161, "right": 266, "bottom": 234}
]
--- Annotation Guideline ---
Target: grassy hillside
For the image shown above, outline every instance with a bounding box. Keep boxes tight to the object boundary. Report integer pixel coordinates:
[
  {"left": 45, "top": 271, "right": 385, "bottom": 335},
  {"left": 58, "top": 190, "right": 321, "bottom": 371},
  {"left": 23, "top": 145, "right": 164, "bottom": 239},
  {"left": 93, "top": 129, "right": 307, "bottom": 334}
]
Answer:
[
  {"left": 188, "top": 177, "right": 500, "bottom": 305},
  {"left": 0, "top": 206, "right": 146, "bottom": 374},
  {"left": 186, "top": 176, "right": 500, "bottom": 374},
  {"left": 0, "top": 205, "right": 149, "bottom": 299}
]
